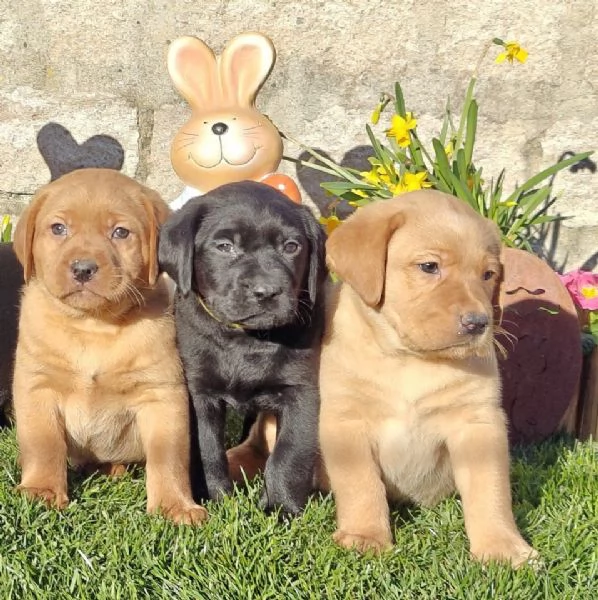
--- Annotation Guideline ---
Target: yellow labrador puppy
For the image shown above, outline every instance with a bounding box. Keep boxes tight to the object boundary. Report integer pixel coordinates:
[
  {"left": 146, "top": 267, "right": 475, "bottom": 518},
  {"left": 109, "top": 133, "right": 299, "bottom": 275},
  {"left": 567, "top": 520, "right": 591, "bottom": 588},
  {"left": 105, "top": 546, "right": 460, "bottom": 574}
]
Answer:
[{"left": 319, "top": 190, "right": 537, "bottom": 567}]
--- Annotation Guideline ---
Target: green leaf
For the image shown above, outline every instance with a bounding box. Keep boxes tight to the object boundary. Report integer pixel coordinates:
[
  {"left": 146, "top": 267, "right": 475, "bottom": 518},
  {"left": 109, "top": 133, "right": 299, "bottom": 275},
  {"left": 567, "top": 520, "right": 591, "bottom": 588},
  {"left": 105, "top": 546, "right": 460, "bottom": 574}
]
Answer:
[
  {"left": 529, "top": 213, "right": 565, "bottom": 225},
  {"left": 449, "top": 170, "right": 476, "bottom": 207},
  {"left": 366, "top": 124, "right": 390, "bottom": 163},
  {"left": 463, "top": 99, "right": 478, "bottom": 166},
  {"left": 439, "top": 99, "right": 451, "bottom": 145},
  {"left": 455, "top": 148, "right": 467, "bottom": 181},
  {"left": 408, "top": 134, "right": 426, "bottom": 169},
  {"left": 320, "top": 181, "right": 374, "bottom": 195},
  {"left": 394, "top": 82, "right": 406, "bottom": 117},
  {"left": 505, "top": 151, "right": 594, "bottom": 204},
  {"left": 432, "top": 138, "right": 453, "bottom": 188},
  {"left": 284, "top": 143, "right": 364, "bottom": 184},
  {"left": 504, "top": 187, "right": 551, "bottom": 240},
  {"left": 454, "top": 77, "right": 477, "bottom": 151},
  {"left": 410, "top": 130, "right": 435, "bottom": 169}
]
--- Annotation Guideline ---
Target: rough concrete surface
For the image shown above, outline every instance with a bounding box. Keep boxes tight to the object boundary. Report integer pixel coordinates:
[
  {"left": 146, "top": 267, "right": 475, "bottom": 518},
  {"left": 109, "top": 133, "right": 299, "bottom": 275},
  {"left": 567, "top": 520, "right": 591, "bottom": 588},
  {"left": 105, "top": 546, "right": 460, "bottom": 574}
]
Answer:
[{"left": 0, "top": 0, "right": 596, "bottom": 270}]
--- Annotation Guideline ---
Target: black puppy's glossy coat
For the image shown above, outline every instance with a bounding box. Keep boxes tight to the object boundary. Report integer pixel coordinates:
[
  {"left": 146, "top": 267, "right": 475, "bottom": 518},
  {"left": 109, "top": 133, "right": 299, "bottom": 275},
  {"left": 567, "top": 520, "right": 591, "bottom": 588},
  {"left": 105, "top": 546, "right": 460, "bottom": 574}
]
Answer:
[{"left": 158, "top": 182, "right": 327, "bottom": 514}]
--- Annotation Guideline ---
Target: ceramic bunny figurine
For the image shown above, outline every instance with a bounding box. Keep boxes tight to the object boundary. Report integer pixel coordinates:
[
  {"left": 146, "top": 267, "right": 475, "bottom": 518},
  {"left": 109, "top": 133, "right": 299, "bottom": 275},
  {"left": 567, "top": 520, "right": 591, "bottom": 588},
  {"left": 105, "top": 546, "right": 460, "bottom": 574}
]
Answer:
[{"left": 167, "top": 32, "right": 301, "bottom": 209}]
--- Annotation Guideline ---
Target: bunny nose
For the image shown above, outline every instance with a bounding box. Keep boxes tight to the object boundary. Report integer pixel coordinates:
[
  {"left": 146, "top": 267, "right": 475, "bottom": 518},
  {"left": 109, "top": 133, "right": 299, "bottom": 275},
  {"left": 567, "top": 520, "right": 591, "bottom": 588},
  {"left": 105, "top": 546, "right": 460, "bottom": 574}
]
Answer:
[{"left": 211, "top": 122, "right": 229, "bottom": 136}]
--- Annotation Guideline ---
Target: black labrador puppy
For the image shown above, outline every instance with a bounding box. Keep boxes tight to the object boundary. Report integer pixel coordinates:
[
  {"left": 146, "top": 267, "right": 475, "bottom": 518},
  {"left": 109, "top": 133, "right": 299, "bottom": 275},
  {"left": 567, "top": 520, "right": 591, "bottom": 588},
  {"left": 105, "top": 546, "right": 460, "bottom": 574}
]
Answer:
[{"left": 158, "top": 181, "right": 327, "bottom": 515}]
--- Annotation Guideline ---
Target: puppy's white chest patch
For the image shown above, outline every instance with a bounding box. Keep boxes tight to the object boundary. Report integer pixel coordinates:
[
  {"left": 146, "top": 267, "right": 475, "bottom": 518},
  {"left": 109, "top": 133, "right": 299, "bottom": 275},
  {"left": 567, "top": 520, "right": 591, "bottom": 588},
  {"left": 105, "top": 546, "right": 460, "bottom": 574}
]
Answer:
[
  {"left": 377, "top": 416, "right": 454, "bottom": 507},
  {"left": 64, "top": 401, "right": 143, "bottom": 465}
]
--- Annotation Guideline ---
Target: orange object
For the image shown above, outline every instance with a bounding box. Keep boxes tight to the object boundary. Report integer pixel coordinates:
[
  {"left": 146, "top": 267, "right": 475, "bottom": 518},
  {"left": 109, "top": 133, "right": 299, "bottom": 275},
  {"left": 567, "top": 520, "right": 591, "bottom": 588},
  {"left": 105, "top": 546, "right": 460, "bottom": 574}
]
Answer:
[{"left": 261, "top": 173, "right": 302, "bottom": 203}]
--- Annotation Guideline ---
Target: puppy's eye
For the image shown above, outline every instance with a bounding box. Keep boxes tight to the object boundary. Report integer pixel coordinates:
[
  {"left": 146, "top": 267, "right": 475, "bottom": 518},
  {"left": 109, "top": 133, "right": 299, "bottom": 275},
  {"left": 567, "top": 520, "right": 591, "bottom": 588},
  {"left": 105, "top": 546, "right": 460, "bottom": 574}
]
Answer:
[
  {"left": 419, "top": 262, "right": 439, "bottom": 274},
  {"left": 483, "top": 270, "right": 496, "bottom": 281},
  {"left": 282, "top": 240, "right": 300, "bottom": 255},
  {"left": 51, "top": 223, "right": 67, "bottom": 236},
  {"left": 216, "top": 241, "right": 234, "bottom": 253},
  {"left": 112, "top": 227, "right": 130, "bottom": 239}
]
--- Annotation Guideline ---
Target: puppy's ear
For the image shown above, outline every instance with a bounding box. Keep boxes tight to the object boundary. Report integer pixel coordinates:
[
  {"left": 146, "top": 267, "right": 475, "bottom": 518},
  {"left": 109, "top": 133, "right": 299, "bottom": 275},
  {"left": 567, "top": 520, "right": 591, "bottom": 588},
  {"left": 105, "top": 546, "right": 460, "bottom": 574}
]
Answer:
[
  {"left": 158, "top": 199, "right": 205, "bottom": 297},
  {"left": 140, "top": 187, "right": 172, "bottom": 286},
  {"left": 300, "top": 207, "right": 327, "bottom": 306},
  {"left": 326, "top": 200, "right": 405, "bottom": 307},
  {"left": 13, "top": 187, "right": 50, "bottom": 282}
]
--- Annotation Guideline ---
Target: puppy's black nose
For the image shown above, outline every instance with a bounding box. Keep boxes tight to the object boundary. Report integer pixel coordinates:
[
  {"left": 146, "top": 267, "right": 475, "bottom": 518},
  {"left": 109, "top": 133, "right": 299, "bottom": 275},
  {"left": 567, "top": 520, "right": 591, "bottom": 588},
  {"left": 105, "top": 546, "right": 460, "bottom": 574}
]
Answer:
[
  {"left": 71, "top": 259, "right": 98, "bottom": 283},
  {"left": 251, "top": 283, "right": 283, "bottom": 302},
  {"left": 460, "top": 312, "right": 489, "bottom": 335},
  {"left": 211, "top": 122, "right": 229, "bottom": 136}
]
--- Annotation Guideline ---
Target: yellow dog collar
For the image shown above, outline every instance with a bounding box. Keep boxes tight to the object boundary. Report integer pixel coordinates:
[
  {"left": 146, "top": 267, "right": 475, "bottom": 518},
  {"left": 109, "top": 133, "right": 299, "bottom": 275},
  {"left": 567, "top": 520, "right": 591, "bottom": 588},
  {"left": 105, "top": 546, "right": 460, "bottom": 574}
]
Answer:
[{"left": 196, "top": 294, "right": 246, "bottom": 330}]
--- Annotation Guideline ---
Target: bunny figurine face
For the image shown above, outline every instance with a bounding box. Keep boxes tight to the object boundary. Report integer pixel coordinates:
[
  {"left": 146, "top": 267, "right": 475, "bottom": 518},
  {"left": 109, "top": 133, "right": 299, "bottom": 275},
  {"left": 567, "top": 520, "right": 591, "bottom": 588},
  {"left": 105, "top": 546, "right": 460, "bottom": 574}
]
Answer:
[{"left": 168, "top": 33, "right": 284, "bottom": 193}]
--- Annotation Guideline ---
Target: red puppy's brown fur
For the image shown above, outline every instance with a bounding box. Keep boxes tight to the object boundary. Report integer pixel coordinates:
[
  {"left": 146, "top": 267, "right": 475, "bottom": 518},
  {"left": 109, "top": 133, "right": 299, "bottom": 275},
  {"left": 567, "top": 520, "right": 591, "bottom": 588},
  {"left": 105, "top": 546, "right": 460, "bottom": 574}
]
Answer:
[
  {"left": 319, "top": 190, "right": 536, "bottom": 566},
  {"left": 12, "top": 168, "right": 206, "bottom": 525}
]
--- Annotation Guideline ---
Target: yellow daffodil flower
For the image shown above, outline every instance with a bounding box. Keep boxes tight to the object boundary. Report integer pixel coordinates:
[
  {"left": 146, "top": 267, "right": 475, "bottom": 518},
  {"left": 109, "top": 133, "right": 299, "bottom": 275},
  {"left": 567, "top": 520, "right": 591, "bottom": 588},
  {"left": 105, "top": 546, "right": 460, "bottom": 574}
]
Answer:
[
  {"left": 361, "top": 164, "right": 399, "bottom": 188},
  {"left": 361, "top": 169, "right": 382, "bottom": 185},
  {"left": 401, "top": 171, "right": 432, "bottom": 192},
  {"left": 387, "top": 182, "right": 404, "bottom": 195},
  {"left": 385, "top": 112, "right": 417, "bottom": 147},
  {"left": 319, "top": 215, "right": 342, "bottom": 235},
  {"left": 495, "top": 42, "right": 528, "bottom": 64}
]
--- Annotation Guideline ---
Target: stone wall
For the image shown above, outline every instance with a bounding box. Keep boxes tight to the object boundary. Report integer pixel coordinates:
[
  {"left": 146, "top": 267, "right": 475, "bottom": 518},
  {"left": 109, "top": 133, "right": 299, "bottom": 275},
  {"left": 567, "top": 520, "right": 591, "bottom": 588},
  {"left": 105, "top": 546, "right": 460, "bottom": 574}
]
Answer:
[{"left": 1, "top": 0, "right": 596, "bottom": 270}]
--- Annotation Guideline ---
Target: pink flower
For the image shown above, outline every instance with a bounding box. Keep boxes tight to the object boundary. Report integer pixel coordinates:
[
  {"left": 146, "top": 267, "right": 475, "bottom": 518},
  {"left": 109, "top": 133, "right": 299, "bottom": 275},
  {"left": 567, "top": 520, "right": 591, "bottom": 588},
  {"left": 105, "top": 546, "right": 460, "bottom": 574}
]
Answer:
[{"left": 558, "top": 269, "right": 598, "bottom": 310}]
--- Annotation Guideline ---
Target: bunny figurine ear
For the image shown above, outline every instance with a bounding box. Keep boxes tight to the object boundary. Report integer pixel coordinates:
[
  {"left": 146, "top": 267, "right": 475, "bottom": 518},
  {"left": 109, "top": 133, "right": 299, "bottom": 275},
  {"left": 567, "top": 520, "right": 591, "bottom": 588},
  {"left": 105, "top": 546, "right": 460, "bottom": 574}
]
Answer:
[
  {"left": 219, "top": 32, "right": 276, "bottom": 107},
  {"left": 167, "top": 36, "right": 219, "bottom": 110}
]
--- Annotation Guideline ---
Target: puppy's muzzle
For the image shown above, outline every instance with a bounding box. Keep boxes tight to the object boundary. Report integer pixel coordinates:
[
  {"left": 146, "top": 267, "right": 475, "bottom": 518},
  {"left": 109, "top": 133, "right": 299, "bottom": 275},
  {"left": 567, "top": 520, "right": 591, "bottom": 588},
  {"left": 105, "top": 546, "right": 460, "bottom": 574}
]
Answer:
[
  {"left": 242, "top": 279, "right": 283, "bottom": 303},
  {"left": 459, "top": 312, "right": 489, "bottom": 335},
  {"left": 70, "top": 259, "right": 99, "bottom": 283}
]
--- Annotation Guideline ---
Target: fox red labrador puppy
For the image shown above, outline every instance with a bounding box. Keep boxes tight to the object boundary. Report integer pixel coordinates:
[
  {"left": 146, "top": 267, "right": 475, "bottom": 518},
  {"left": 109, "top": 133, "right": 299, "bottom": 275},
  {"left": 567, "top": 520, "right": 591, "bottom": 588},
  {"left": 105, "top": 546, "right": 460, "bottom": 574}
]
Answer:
[{"left": 12, "top": 168, "right": 206, "bottom": 525}]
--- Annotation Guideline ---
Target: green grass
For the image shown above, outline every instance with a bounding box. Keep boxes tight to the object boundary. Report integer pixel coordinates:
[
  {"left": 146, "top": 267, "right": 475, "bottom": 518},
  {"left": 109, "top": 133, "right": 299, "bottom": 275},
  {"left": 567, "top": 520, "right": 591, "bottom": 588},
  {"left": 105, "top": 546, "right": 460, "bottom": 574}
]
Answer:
[{"left": 0, "top": 428, "right": 596, "bottom": 600}]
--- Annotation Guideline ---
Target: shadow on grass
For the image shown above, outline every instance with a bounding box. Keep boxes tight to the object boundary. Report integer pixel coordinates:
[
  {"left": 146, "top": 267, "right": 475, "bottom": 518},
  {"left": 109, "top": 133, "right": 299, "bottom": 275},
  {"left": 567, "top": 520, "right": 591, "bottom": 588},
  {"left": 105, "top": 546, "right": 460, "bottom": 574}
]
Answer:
[
  {"left": 511, "top": 433, "right": 579, "bottom": 496},
  {"left": 61, "top": 432, "right": 587, "bottom": 521}
]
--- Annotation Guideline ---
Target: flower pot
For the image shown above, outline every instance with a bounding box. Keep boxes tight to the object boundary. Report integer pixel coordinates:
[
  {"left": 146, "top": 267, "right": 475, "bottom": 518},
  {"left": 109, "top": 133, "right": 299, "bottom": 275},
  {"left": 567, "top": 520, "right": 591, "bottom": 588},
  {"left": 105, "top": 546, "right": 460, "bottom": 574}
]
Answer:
[
  {"left": 497, "top": 247, "right": 582, "bottom": 444},
  {"left": 0, "top": 242, "right": 22, "bottom": 425}
]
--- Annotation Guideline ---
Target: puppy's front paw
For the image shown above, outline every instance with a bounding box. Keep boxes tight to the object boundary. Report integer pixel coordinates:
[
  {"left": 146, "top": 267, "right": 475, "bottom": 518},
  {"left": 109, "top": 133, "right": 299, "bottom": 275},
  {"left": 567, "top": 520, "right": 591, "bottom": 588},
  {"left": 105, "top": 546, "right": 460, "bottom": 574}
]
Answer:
[
  {"left": 259, "top": 489, "right": 304, "bottom": 517},
  {"left": 333, "top": 529, "right": 392, "bottom": 554},
  {"left": 471, "top": 533, "right": 539, "bottom": 568},
  {"left": 207, "top": 477, "right": 234, "bottom": 501},
  {"left": 17, "top": 485, "right": 69, "bottom": 509},
  {"left": 154, "top": 503, "right": 209, "bottom": 526}
]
